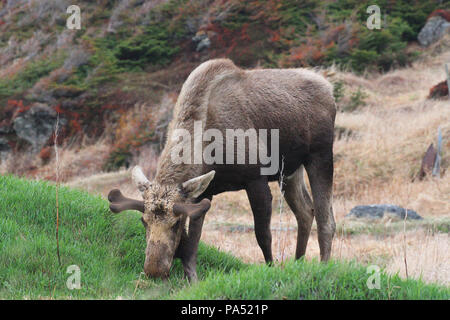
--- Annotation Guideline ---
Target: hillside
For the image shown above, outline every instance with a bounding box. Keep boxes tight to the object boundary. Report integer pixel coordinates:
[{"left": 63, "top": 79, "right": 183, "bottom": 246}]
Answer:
[
  {"left": 0, "top": 0, "right": 449, "bottom": 176},
  {"left": 0, "top": 175, "right": 448, "bottom": 299}
]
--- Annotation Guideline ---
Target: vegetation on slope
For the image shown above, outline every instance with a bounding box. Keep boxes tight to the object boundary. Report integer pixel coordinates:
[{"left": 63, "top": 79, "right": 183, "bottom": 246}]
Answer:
[
  {"left": 0, "top": 175, "right": 448, "bottom": 299},
  {"left": 0, "top": 0, "right": 449, "bottom": 171}
]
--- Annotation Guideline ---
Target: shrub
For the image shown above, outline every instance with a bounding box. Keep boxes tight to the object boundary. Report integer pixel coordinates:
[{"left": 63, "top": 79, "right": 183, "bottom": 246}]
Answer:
[
  {"left": 115, "top": 25, "right": 180, "bottom": 70},
  {"left": 344, "top": 87, "right": 368, "bottom": 112},
  {"left": 333, "top": 80, "right": 345, "bottom": 105},
  {"left": 0, "top": 54, "right": 65, "bottom": 102}
]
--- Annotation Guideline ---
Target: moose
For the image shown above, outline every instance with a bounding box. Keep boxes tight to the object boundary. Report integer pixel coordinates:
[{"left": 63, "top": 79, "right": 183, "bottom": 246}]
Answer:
[{"left": 108, "top": 59, "right": 336, "bottom": 281}]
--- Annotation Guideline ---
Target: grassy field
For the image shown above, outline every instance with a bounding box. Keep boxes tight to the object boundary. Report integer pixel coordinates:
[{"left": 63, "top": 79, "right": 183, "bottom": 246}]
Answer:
[{"left": 0, "top": 175, "right": 448, "bottom": 299}]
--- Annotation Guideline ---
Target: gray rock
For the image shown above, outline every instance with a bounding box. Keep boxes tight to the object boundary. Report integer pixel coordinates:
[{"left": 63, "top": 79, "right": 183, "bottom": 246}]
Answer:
[
  {"left": 0, "top": 137, "right": 11, "bottom": 162},
  {"left": 192, "top": 32, "right": 211, "bottom": 52},
  {"left": 196, "top": 37, "right": 211, "bottom": 52},
  {"left": 346, "top": 204, "right": 423, "bottom": 220},
  {"left": 418, "top": 16, "right": 450, "bottom": 47},
  {"left": 12, "top": 103, "right": 59, "bottom": 153}
]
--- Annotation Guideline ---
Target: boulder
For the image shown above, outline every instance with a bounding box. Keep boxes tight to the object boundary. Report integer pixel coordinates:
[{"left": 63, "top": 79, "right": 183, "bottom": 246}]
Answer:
[
  {"left": 12, "top": 103, "right": 59, "bottom": 153},
  {"left": 418, "top": 16, "right": 450, "bottom": 47},
  {"left": 192, "top": 31, "right": 211, "bottom": 52},
  {"left": 346, "top": 204, "right": 423, "bottom": 220}
]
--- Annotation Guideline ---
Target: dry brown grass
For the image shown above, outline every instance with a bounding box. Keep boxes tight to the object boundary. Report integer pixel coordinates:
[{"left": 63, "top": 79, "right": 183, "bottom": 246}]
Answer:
[
  {"left": 201, "top": 182, "right": 450, "bottom": 285},
  {"left": 0, "top": 139, "right": 111, "bottom": 182},
  {"left": 36, "top": 140, "right": 111, "bottom": 182}
]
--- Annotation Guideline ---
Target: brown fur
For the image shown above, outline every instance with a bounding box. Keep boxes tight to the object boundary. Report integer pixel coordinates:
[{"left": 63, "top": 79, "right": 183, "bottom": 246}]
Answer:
[{"left": 109, "top": 59, "right": 337, "bottom": 280}]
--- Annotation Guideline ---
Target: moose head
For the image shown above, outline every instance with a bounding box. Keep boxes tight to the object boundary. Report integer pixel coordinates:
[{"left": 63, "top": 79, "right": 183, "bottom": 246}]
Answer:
[{"left": 108, "top": 166, "right": 215, "bottom": 279}]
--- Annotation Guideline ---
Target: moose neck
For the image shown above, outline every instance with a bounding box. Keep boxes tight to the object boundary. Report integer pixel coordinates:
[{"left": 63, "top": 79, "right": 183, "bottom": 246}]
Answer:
[
  {"left": 155, "top": 155, "right": 204, "bottom": 186},
  {"left": 155, "top": 112, "right": 206, "bottom": 185},
  {"left": 155, "top": 59, "right": 239, "bottom": 186}
]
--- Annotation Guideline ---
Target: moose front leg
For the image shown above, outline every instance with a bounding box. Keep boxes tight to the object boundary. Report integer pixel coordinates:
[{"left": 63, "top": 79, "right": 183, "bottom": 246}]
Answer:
[
  {"left": 246, "top": 178, "right": 273, "bottom": 263},
  {"left": 176, "top": 214, "right": 206, "bottom": 282}
]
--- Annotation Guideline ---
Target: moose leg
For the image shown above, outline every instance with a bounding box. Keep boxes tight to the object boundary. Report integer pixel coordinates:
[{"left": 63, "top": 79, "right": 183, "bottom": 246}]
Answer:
[
  {"left": 281, "top": 165, "right": 314, "bottom": 259},
  {"left": 176, "top": 210, "right": 207, "bottom": 282},
  {"left": 246, "top": 178, "right": 273, "bottom": 263},
  {"left": 183, "top": 215, "right": 205, "bottom": 281},
  {"left": 305, "top": 150, "right": 336, "bottom": 261}
]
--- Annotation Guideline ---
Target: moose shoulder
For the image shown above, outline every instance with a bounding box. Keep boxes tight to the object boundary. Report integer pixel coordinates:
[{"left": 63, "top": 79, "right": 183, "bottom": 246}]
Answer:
[{"left": 108, "top": 59, "right": 336, "bottom": 281}]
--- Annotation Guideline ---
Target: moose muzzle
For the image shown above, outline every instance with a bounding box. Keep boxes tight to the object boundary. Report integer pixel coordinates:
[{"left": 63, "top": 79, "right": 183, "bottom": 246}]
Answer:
[{"left": 144, "top": 241, "right": 172, "bottom": 278}]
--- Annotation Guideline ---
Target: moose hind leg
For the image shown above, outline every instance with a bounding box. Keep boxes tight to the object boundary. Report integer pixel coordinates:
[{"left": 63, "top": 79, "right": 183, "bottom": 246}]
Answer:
[
  {"left": 246, "top": 178, "right": 273, "bottom": 263},
  {"left": 305, "top": 151, "right": 336, "bottom": 261},
  {"left": 281, "top": 165, "right": 314, "bottom": 259}
]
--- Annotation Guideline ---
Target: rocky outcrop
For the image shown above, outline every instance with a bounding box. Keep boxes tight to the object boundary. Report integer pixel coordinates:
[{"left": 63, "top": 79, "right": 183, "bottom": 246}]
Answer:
[
  {"left": 12, "top": 103, "right": 60, "bottom": 153},
  {"left": 346, "top": 204, "right": 423, "bottom": 220},
  {"left": 418, "top": 16, "right": 450, "bottom": 47}
]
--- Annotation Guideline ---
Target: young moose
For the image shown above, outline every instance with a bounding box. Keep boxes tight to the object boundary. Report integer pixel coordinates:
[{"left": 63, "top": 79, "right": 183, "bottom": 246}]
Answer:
[{"left": 108, "top": 59, "right": 336, "bottom": 281}]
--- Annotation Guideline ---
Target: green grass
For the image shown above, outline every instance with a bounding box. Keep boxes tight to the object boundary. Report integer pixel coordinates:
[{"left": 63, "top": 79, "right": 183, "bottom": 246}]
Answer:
[
  {"left": 170, "top": 258, "right": 448, "bottom": 300},
  {"left": 0, "top": 175, "right": 448, "bottom": 299},
  {"left": 0, "top": 175, "right": 243, "bottom": 299}
]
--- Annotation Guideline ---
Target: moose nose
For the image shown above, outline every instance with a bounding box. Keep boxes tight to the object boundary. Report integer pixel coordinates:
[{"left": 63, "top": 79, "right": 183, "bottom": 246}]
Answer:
[
  {"left": 144, "top": 248, "right": 171, "bottom": 278},
  {"left": 144, "top": 240, "right": 172, "bottom": 278},
  {"left": 144, "top": 261, "right": 170, "bottom": 279}
]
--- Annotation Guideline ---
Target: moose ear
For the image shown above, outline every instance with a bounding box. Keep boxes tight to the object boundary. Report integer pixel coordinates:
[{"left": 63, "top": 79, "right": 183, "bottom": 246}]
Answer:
[
  {"left": 180, "top": 171, "right": 215, "bottom": 199},
  {"left": 132, "top": 166, "right": 151, "bottom": 192}
]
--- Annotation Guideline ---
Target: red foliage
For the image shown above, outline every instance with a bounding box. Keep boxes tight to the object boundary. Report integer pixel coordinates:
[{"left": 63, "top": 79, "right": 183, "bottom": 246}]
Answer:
[
  {"left": 429, "top": 9, "right": 450, "bottom": 22},
  {"left": 53, "top": 103, "right": 83, "bottom": 135},
  {"left": 268, "top": 29, "right": 281, "bottom": 43},
  {"left": 428, "top": 80, "right": 449, "bottom": 99},
  {"left": 70, "top": 119, "right": 81, "bottom": 132},
  {"left": 39, "top": 146, "right": 52, "bottom": 162},
  {"left": 54, "top": 104, "right": 64, "bottom": 114},
  {"left": 0, "top": 100, "right": 31, "bottom": 130},
  {"left": 48, "top": 130, "right": 64, "bottom": 146},
  {"left": 284, "top": 38, "right": 329, "bottom": 67},
  {"left": 8, "top": 99, "right": 30, "bottom": 114}
]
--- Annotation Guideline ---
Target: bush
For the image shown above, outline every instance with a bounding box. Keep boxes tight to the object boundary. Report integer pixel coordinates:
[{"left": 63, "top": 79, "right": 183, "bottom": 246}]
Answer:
[
  {"left": 0, "top": 54, "right": 65, "bottom": 102},
  {"left": 332, "top": 80, "right": 345, "bottom": 105},
  {"left": 115, "top": 25, "right": 180, "bottom": 70},
  {"left": 345, "top": 87, "right": 368, "bottom": 112}
]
